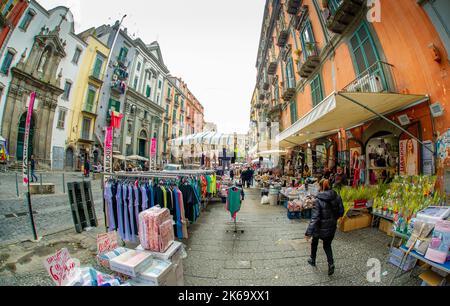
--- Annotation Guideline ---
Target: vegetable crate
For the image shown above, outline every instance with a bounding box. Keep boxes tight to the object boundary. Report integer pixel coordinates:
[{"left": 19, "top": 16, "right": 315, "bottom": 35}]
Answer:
[{"left": 287, "top": 211, "right": 301, "bottom": 220}]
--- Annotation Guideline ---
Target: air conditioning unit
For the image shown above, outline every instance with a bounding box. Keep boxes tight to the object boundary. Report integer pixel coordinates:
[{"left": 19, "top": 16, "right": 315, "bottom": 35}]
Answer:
[
  {"left": 347, "top": 74, "right": 383, "bottom": 93},
  {"left": 430, "top": 102, "right": 444, "bottom": 118},
  {"left": 398, "top": 114, "right": 411, "bottom": 126}
]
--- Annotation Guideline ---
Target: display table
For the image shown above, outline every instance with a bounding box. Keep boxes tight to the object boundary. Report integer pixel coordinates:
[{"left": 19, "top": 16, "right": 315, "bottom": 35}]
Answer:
[
  {"left": 389, "top": 245, "right": 450, "bottom": 285},
  {"left": 371, "top": 211, "right": 394, "bottom": 227},
  {"left": 390, "top": 230, "right": 409, "bottom": 249}
]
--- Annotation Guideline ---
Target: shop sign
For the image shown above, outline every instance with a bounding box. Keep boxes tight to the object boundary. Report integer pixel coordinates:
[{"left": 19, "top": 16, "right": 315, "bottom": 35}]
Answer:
[
  {"left": 399, "top": 138, "right": 419, "bottom": 176},
  {"left": 151, "top": 138, "right": 157, "bottom": 157},
  {"left": 104, "top": 127, "right": 113, "bottom": 182},
  {"left": 97, "top": 231, "right": 118, "bottom": 254},
  {"left": 23, "top": 92, "right": 36, "bottom": 186},
  {"left": 43, "top": 248, "right": 80, "bottom": 286}
]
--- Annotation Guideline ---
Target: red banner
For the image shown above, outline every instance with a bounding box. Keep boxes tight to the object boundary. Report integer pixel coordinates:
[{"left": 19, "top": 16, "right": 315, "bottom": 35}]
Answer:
[
  {"left": 104, "top": 127, "right": 113, "bottom": 180},
  {"left": 151, "top": 138, "right": 157, "bottom": 157},
  {"left": 23, "top": 92, "right": 36, "bottom": 186}
]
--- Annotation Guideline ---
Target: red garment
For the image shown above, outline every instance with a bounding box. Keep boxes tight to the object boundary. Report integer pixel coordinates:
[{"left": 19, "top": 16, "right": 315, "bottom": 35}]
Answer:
[
  {"left": 110, "top": 111, "right": 123, "bottom": 129},
  {"left": 200, "top": 176, "right": 207, "bottom": 197}
]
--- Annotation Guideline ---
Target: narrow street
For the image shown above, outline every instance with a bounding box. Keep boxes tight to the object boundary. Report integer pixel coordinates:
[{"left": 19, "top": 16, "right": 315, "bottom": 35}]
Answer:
[{"left": 0, "top": 186, "right": 419, "bottom": 286}]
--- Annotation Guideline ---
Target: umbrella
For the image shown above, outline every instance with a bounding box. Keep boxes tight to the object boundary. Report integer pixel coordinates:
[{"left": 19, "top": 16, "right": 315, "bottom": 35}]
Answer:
[
  {"left": 113, "top": 155, "right": 127, "bottom": 160},
  {"left": 257, "top": 150, "right": 288, "bottom": 156},
  {"left": 127, "top": 155, "right": 149, "bottom": 162}
]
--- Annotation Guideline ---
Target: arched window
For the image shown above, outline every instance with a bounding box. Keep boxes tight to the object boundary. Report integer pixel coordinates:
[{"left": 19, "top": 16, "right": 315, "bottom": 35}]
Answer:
[{"left": 139, "top": 130, "right": 148, "bottom": 139}]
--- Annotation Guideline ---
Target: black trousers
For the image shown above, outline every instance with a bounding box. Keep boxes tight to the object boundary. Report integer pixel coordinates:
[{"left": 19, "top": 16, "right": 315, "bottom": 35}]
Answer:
[{"left": 311, "top": 236, "right": 334, "bottom": 265}]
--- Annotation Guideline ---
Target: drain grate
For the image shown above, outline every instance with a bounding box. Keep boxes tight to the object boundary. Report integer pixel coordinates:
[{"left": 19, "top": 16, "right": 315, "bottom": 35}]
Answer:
[{"left": 4, "top": 211, "right": 38, "bottom": 218}]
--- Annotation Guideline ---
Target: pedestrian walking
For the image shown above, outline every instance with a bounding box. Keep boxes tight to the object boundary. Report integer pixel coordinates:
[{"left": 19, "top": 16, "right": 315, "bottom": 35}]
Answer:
[
  {"left": 30, "top": 155, "right": 38, "bottom": 183},
  {"left": 230, "top": 168, "right": 235, "bottom": 180},
  {"left": 84, "top": 159, "right": 91, "bottom": 178},
  {"left": 305, "top": 179, "right": 344, "bottom": 276}
]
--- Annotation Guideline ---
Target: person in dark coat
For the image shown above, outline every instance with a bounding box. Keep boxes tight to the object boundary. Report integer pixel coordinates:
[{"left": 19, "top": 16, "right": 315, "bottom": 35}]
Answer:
[{"left": 305, "top": 179, "right": 344, "bottom": 276}]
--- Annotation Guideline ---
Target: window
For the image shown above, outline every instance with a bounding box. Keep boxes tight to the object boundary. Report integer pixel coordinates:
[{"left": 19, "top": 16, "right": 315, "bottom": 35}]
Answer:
[
  {"left": 118, "top": 47, "right": 128, "bottom": 62},
  {"left": 300, "top": 21, "right": 316, "bottom": 60},
  {"left": 349, "top": 23, "right": 380, "bottom": 75},
  {"left": 167, "top": 87, "right": 171, "bottom": 98},
  {"left": 108, "top": 98, "right": 121, "bottom": 114},
  {"left": 289, "top": 101, "right": 297, "bottom": 125},
  {"left": 72, "top": 48, "right": 82, "bottom": 64},
  {"left": 1, "top": 50, "right": 15, "bottom": 75},
  {"left": 134, "top": 77, "right": 139, "bottom": 89},
  {"left": 92, "top": 55, "right": 104, "bottom": 79},
  {"left": 157, "top": 94, "right": 160, "bottom": 104},
  {"left": 127, "top": 123, "right": 132, "bottom": 135},
  {"left": 137, "top": 62, "right": 141, "bottom": 71},
  {"left": 165, "top": 105, "right": 169, "bottom": 115},
  {"left": 19, "top": 9, "right": 36, "bottom": 31},
  {"left": 63, "top": 81, "right": 72, "bottom": 100},
  {"left": 57, "top": 109, "right": 66, "bottom": 129},
  {"left": 81, "top": 117, "right": 92, "bottom": 140},
  {"left": 1, "top": 0, "right": 13, "bottom": 16},
  {"left": 310, "top": 74, "right": 323, "bottom": 107},
  {"left": 158, "top": 80, "right": 162, "bottom": 89},
  {"left": 172, "top": 110, "right": 177, "bottom": 123},
  {"left": 84, "top": 87, "right": 96, "bottom": 113},
  {"left": 285, "top": 57, "right": 295, "bottom": 88},
  {"left": 146, "top": 85, "right": 151, "bottom": 98},
  {"left": 144, "top": 111, "right": 148, "bottom": 120}
]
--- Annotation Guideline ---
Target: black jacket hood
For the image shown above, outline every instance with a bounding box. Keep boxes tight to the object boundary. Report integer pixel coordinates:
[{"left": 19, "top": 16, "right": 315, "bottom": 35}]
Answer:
[{"left": 316, "top": 190, "right": 338, "bottom": 202}]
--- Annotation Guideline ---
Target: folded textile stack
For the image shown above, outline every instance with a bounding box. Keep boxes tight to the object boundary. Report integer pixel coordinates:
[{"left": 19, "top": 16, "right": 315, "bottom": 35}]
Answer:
[
  {"left": 139, "top": 207, "right": 175, "bottom": 252},
  {"left": 97, "top": 247, "right": 129, "bottom": 269}
]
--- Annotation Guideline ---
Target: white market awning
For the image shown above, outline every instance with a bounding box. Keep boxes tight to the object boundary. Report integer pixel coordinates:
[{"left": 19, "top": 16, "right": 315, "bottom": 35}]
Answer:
[
  {"left": 172, "top": 132, "right": 236, "bottom": 147},
  {"left": 276, "top": 91, "right": 428, "bottom": 148}
]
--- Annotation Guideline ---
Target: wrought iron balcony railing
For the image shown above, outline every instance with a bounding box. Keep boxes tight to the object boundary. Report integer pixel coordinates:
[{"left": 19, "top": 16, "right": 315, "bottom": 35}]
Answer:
[
  {"left": 342, "top": 61, "right": 395, "bottom": 93},
  {"left": 298, "top": 42, "right": 320, "bottom": 78}
]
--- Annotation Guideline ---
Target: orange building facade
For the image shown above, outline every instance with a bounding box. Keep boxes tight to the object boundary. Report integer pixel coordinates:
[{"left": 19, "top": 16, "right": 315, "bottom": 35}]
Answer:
[
  {"left": 252, "top": 0, "right": 449, "bottom": 194},
  {"left": 0, "top": 0, "right": 28, "bottom": 51}
]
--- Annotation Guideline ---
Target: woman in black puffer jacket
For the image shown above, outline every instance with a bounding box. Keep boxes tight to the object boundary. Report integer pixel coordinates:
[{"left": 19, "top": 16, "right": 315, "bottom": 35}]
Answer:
[{"left": 305, "top": 179, "right": 344, "bottom": 276}]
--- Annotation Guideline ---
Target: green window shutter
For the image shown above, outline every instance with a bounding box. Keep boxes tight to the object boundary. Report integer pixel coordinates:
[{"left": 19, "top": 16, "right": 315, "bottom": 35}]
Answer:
[
  {"left": 146, "top": 85, "right": 151, "bottom": 98},
  {"left": 85, "top": 89, "right": 96, "bottom": 112},
  {"left": 310, "top": 74, "right": 323, "bottom": 107},
  {"left": 93, "top": 57, "right": 103, "bottom": 78},
  {"left": 349, "top": 23, "right": 381, "bottom": 75},
  {"left": 290, "top": 101, "right": 297, "bottom": 125},
  {"left": 1, "top": 52, "right": 14, "bottom": 75}
]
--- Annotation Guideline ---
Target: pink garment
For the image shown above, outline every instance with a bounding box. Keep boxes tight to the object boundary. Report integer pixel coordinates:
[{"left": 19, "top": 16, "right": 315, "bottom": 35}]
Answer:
[{"left": 159, "top": 220, "right": 174, "bottom": 252}]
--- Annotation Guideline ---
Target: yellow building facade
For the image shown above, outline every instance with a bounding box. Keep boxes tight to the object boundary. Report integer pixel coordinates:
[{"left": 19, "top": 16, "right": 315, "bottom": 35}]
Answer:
[{"left": 66, "top": 29, "right": 110, "bottom": 170}]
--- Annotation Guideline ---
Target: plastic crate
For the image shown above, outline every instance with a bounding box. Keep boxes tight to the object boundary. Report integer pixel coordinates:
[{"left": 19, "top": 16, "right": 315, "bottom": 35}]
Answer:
[
  {"left": 302, "top": 209, "right": 312, "bottom": 219},
  {"left": 287, "top": 211, "right": 301, "bottom": 220},
  {"left": 388, "top": 248, "right": 418, "bottom": 272}
]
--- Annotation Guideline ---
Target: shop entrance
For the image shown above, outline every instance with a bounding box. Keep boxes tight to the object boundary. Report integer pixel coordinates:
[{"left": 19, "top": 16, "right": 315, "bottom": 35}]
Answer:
[
  {"left": 16, "top": 113, "right": 35, "bottom": 161},
  {"left": 366, "top": 132, "right": 399, "bottom": 185}
]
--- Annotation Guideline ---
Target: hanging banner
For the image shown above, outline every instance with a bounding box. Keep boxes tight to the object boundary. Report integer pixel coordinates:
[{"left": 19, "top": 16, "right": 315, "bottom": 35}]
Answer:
[
  {"left": 104, "top": 126, "right": 113, "bottom": 181},
  {"left": 400, "top": 138, "right": 419, "bottom": 176},
  {"left": 23, "top": 92, "right": 36, "bottom": 186},
  {"left": 151, "top": 138, "right": 157, "bottom": 158}
]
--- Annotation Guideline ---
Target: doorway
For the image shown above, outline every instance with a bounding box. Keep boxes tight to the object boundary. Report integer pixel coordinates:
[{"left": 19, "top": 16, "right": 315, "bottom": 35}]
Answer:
[
  {"left": 16, "top": 112, "right": 35, "bottom": 161},
  {"left": 65, "top": 147, "right": 74, "bottom": 170}
]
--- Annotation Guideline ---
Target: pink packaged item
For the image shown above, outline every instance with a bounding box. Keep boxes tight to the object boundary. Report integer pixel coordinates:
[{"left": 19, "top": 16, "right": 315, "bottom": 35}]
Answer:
[
  {"left": 159, "top": 219, "right": 175, "bottom": 252},
  {"left": 425, "top": 220, "right": 450, "bottom": 264},
  {"left": 139, "top": 207, "right": 174, "bottom": 252}
]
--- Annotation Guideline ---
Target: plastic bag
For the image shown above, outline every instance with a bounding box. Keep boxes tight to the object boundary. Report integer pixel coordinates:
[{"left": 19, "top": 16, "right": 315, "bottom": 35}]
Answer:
[{"left": 261, "top": 196, "right": 270, "bottom": 205}]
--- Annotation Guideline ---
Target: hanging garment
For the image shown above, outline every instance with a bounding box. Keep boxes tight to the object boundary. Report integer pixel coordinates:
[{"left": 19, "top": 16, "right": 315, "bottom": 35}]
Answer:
[
  {"left": 173, "top": 188, "right": 183, "bottom": 239},
  {"left": 141, "top": 185, "right": 148, "bottom": 211},
  {"left": 122, "top": 185, "right": 131, "bottom": 242},
  {"left": 227, "top": 187, "right": 242, "bottom": 220},
  {"left": 128, "top": 185, "right": 137, "bottom": 242},
  {"left": 115, "top": 183, "right": 124, "bottom": 240},
  {"left": 178, "top": 189, "right": 189, "bottom": 239},
  {"left": 201, "top": 176, "right": 207, "bottom": 197},
  {"left": 134, "top": 185, "right": 141, "bottom": 235},
  {"left": 104, "top": 183, "right": 116, "bottom": 231}
]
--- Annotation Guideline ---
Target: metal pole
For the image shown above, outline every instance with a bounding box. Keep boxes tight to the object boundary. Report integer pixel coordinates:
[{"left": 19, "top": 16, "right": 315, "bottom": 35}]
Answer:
[
  {"left": 40, "top": 173, "right": 43, "bottom": 194},
  {"left": 26, "top": 164, "right": 38, "bottom": 241},
  {"left": 15, "top": 172, "right": 19, "bottom": 197},
  {"left": 62, "top": 173, "right": 65, "bottom": 194}
]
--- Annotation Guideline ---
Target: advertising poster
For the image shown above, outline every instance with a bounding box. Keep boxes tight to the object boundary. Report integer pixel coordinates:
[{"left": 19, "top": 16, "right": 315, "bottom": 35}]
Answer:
[
  {"left": 400, "top": 138, "right": 419, "bottom": 176},
  {"left": 350, "top": 147, "right": 362, "bottom": 170}
]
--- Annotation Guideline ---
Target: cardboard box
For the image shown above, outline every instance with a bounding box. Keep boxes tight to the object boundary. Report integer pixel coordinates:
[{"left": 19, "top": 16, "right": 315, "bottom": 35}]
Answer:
[
  {"left": 109, "top": 250, "right": 153, "bottom": 277},
  {"left": 339, "top": 213, "right": 372, "bottom": 233},
  {"left": 134, "top": 259, "right": 174, "bottom": 286},
  {"left": 379, "top": 218, "right": 394, "bottom": 237}
]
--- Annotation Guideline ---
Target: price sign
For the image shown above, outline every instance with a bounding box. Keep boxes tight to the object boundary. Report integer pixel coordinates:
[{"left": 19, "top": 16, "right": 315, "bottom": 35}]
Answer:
[
  {"left": 97, "top": 231, "right": 118, "bottom": 254},
  {"left": 43, "top": 248, "right": 80, "bottom": 286}
]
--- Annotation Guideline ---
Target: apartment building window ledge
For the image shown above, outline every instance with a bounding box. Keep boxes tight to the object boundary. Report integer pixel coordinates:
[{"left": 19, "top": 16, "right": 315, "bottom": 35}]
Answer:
[{"left": 325, "top": 0, "right": 365, "bottom": 34}]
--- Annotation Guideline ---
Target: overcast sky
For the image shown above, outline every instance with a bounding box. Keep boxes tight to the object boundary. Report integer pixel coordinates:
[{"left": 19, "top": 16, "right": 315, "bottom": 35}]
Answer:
[{"left": 38, "top": 0, "right": 265, "bottom": 134}]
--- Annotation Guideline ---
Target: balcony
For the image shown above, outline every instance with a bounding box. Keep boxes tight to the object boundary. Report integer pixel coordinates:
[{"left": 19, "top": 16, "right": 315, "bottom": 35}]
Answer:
[
  {"left": 262, "top": 80, "right": 270, "bottom": 91},
  {"left": 298, "top": 42, "right": 320, "bottom": 78},
  {"left": 79, "top": 134, "right": 94, "bottom": 144},
  {"left": 277, "top": 29, "right": 289, "bottom": 47},
  {"left": 326, "top": 0, "right": 365, "bottom": 34},
  {"left": 111, "top": 81, "right": 126, "bottom": 95},
  {"left": 294, "top": 5, "right": 309, "bottom": 31},
  {"left": 268, "top": 61, "right": 278, "bottom": 75},
  {"left": 287, "top": 0, "right": 303, "bottom": 15},
  {"left": 281, "top": 78, "right": 296, "bottom": 102},
  {"left": 117, "top": 56, "right": 129, "bottom": 68},
  {"left": 89, "top": 69, "right": 104, "bottom": 84},
  {"left": 259, "top": 93, "right": 266, "bottom": 101},
  {"left": 268, "top": 104, "right": 282, "bottom": 120},
  {"left": 342, "top": 61, "right": 394, "bottom": 93}
]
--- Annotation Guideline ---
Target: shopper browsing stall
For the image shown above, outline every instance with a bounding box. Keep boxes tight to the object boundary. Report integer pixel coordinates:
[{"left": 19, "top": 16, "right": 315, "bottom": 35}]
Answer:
[{"left": 305, "top": 179, "right": 344, "bottom": 276}]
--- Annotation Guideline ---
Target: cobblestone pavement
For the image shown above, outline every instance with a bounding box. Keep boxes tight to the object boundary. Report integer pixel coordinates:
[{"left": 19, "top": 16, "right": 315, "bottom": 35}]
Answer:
[
  {"left": 183, "top": 188, "right": 421, "bottom": 286},
  {"left": 0, "top": 187, "right": 421, "bottom": 286},
  {"left": 0, "top": 172, "right": 104, "bottom": 245}
]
